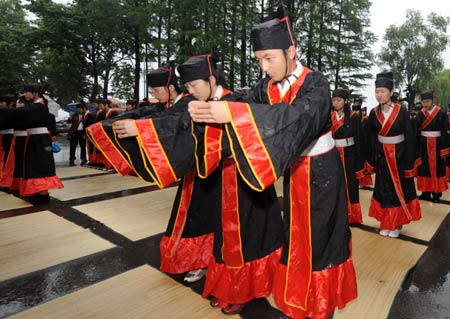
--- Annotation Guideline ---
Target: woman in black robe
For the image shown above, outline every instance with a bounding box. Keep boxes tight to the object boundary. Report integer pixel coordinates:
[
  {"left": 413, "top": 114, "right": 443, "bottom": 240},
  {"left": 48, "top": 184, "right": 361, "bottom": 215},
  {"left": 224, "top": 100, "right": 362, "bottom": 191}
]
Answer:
[
  {"left": 331, "top": 89, "right": 365, "bottom": 224},
  {"left": 366, "top": 72, "right": 421, "bottom": 238}
]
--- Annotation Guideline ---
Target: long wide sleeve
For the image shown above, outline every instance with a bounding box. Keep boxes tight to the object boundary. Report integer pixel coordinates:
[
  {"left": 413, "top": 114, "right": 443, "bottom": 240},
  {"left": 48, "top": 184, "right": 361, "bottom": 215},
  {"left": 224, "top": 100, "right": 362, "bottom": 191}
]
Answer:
[{"left": 224, "top": 72, "right": 331, "bottom": 191}]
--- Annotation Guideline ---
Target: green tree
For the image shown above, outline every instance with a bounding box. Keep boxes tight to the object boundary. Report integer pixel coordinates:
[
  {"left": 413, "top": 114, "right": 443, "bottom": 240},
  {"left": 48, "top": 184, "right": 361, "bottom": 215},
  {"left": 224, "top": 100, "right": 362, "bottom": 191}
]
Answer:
[
  {"left": 0, "top": 1, "right": 32, "bottom": 93},
  {"left": 430, "top": 69, "right": 450, "bottom": 109},
  {"left": 26, "top": 0, "right": 90, "bottom": 104},
  {"left": 379, "top": 10, "right": 450, "bottom": 107}
]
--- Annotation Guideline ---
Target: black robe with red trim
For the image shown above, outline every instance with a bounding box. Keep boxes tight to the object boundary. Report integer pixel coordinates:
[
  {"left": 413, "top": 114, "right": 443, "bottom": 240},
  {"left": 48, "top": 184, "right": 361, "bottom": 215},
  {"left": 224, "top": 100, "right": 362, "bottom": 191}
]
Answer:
[
  {"left": 366, "top": 104, "right": 421, "bottom": 230},
  {"left": 192, "top": 99, "right": 284, "bottom": 307},
  {"left": 89, "top": 109, "right": 106, "bottom": 164},
  {"left": 86, "top": 101, "right": 182, "bottom": 180},
  {"left": 11, "top": 129, "right": 26, "bottom": 191},
  {"left": 0, "top": 129, "right": 14, "bottom": 187},
  {"left": 359, "top": 115, "right": 373, "bottom": 187},
  {"left": 223, "top": 69, "right": 357, "bottom": 319},
  {"left": 446, "top": 112, "right": 450, "bottom": 179},
  {"left": 88, "top": 96, "right": 217, "bottom": 274},
  {"left": 0, "top": 101, "right": 63, "bottom": 196},
  {"left": 155, "top": 97, "right": 222, "bottom": 275},
  {"left": 331, "top": 110, "right": 364, "bottom": 223},
  {"left": 84, "top": 111, "right": 96, "bottom": 163},
  {"left": 415, "top": 106, "right": 449, "bottom": 193}
]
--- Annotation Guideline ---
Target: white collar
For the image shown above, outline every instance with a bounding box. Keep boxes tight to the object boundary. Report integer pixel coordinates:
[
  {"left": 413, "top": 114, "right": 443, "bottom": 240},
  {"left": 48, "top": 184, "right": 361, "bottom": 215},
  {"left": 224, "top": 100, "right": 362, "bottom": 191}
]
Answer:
[
  {"left": 277, "top": 61, "right": 303, "bottom": 97},
  {"left": 211, "top": 85, "right": 224, "bottom": 101},
  {"left": 382, "top": 106, "right": 393, "bottom": 124},
  {"left": 173, "top": 93, "right": 183, "bottom": 105},
  {"left": 336, "top": 112, "right": 345, "bottom": 121},
  {"left": 427, "top": 105, "right": 436, "bottom": 114}
]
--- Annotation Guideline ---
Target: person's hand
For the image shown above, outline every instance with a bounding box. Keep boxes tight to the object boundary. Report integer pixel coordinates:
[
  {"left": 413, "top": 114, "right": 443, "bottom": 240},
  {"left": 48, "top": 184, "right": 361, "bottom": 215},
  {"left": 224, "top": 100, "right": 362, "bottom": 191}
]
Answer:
[
  {"left": 188, "top": 101, "right": 230, "bottom": 123},
  {"left": 113, "top": 119, "right": 138, "bottom": 138}
]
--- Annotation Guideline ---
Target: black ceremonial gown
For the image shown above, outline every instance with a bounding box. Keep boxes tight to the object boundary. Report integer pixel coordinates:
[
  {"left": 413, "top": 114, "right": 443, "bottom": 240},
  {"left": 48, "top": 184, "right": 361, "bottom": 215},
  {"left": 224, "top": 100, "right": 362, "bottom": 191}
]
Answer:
[
  {"left": 224, "top": 66, "right": 357, "bottom": 319},
  {"left": 192, "top": 89, "right": 284, "bottom": 307},
  {"left": 415, "top": 106, "right": 449, "bottom": 193},
  {"left": 331, "top": 110, "right": 365, "bottom": 224},
  {"left": 0, "top": 128, "right": 14, "bottom": 187},
  {"left": 89, "top": 109, "right": 106, "bottom": 165},
  {"left": 88, "top": 95, "right": 216, "bottom": 274},
  {"left": 87, "top": 102, "right": 167, "bottom": 178},
  {"left": 359, "top": 114, "right": 373, "bottom": 187},
  {"left": 0, "top": 99, "right": 63, "bottom": 196},
  {"left": 366, "top": 104, "right": 421, "bottom": 230}
]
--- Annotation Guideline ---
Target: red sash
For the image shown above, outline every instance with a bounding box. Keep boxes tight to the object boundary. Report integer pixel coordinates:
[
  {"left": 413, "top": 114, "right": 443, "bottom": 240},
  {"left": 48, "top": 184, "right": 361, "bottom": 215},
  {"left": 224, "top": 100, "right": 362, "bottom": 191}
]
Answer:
[
  {"left": 196, "top": 88, "right": 232, "bottom": 178},
  {"left": 285, "top": 157, "right": 312, "bottom": 310},
  {"left": 331, "top": 111, "right": 344, "bottom": 135},
  {"left": 420, "top": 106, "right": 440, "bottom": 130},
  {"left": 221, "top": 158, "right": 244, "bottom": 268},
  {"left": 164, "top": 171, "right": 196, "bottom": 258}
]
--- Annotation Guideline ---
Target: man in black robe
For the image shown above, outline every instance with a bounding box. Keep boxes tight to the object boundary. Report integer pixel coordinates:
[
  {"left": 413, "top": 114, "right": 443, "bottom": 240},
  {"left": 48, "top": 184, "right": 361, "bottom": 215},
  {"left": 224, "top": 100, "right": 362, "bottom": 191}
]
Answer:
[{"left": 187, "top": 6, "right": 357, "bottom": 319}]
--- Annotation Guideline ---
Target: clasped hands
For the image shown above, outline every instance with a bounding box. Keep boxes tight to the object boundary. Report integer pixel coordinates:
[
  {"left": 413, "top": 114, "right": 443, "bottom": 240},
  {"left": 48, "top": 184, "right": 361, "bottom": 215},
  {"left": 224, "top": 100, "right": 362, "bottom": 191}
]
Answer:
[{"left": 114, "top": 101, "right": 230, "bottom": 139}]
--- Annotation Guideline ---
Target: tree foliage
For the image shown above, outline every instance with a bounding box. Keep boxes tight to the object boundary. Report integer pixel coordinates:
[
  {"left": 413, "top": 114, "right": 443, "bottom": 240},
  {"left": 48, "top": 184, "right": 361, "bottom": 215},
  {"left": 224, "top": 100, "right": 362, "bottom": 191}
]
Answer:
[
  {"left": 0, "top": 0, "right": 387, "bottom": 103},
  {"left": 379, "top": 10, "right": 450, "bottom": 107},
  {"left": 0, "top": 1, "right": 33, "bottom": 94},
  {"left": 430, "top": 69, "right": 450, "bottom": 109}
]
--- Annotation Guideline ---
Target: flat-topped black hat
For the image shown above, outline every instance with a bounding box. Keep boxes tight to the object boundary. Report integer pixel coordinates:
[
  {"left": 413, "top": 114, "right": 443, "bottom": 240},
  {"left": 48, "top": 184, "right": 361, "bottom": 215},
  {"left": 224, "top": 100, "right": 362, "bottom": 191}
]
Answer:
[
  {"left": 352, "top": 98, "right": 363, "bottom": 111},
  {"left": 420, "top": 90, "right": 434, "bottom": 100},
  {"left": 332, "top": 89, "right": 352, "bottom": 100},
  {"left": 147, "top": 63, "right": 178, "bottom": 88},
  {"left": 0, "top": 94, "right": 16, "bottom": 104},
  {"left": 178, "top": 53, "right": 220, "bottom": 84},
  {"left": 251, "top": 6, "right": 294, "bottom": 51},
  {"left": 23, "top": 83, "right": 42, "bottom": 93},
  {"left": 375, "top": 72, "right": 394, "bottom": 90}
]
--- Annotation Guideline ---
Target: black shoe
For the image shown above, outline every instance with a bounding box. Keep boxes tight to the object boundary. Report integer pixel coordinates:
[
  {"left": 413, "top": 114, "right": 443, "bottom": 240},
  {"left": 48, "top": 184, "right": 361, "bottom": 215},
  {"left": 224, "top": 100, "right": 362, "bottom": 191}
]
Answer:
[
  {"left": 69, "top": 162, "right": 76, "bottom": 167},
  {"left": 80, "top": 160, "right": 87, "bottom": 166},
  {"left": 29, "top": 194, "right": 50, "bottom": 205},
  {"left": 432, "top": 192, "right": 442, "bottom": 203},
  {"left": 419, "top": 192, "right": 431, "bottom": 201}
]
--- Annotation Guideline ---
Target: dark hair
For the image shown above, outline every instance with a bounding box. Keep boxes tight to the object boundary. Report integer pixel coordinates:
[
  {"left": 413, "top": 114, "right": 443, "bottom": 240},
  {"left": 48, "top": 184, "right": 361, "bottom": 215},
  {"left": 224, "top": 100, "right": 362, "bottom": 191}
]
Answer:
[{"left": 126, "top": 99, "right": 138, "bottom": 106}]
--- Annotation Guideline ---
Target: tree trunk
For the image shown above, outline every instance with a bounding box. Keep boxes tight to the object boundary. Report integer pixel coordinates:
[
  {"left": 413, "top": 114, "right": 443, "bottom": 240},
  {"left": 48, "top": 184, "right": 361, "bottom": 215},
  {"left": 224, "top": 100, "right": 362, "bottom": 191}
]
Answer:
[
  {"left": 157, "top": 2, "right": 162, "bottom": 66},
  {"left": 240, "top": 2, "right": 247, "bottom": 87},
  {"left": 317, "top": 0, "right": 326, "bottom": 71},
  {"left": 166, "top": 0, "right": 172, "bottom": 62},
  {"left": 306, "top": 2, "right": 315, "bottom": 68},
  {"left": 134, "top": 27, "right": 141, "bottom": 99},
  {"left": 334, "top": 0, "right": 343, "bottom": 90},
  {"left": 103, "top": 68, "right": 110, "bottom": 98},
  {"left": 91, "top": 44, "right": 99, "bottom": 99}
]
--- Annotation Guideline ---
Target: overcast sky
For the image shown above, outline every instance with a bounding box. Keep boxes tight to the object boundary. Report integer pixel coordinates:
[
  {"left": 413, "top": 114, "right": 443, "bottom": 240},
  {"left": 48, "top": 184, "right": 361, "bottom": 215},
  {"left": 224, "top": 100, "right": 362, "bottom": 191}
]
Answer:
[
  {"left": 52, "top": 0, "right": 450, "bottom": 105},
  {"left": 363, "top": 0, "right": 450, "bottom": 108}
]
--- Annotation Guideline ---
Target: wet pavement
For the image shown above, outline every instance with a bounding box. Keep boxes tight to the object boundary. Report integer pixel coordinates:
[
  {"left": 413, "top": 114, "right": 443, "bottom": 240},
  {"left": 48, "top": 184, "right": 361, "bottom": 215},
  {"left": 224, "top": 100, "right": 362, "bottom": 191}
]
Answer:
[{"left": 0, "top": 136, "right": 449, "bottom": 318}]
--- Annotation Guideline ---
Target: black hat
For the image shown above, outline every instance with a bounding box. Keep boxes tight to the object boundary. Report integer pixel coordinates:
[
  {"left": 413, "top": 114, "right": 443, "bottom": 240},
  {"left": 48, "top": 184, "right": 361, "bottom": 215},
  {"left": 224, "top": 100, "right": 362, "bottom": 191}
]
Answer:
[
  {"left": 0, "top": 94, "right": 15, "bottom": 104},
  {"left": 352, "top": 99, "right": 362, "bottom": 111},
  {"left": 178, "top": 53, "right": 220, "bottom": 84},
  {"left": 126, "top": 99, "right": 138, "bottom": 106},
  {"left": 147, "top": 63, "right": 177, "bottom": 88},
  {"left": 375, "top": 72, "right": 394, "bottom": 90},
  {"left": 251, "top": 6, "right": 294, "bottom": 51},
  {"left": 420, "top": 90, "right": 434, "bottom": 100},
  {"left": 361, "top": 106, "right": 367, "bottom": 112},
  {"left": 353, "top": 98, "right": 363, "bottom": 104},
  {"left": 0, "top": 91, "right": 17, "bottom": 104},
  {"left": 23, "top": 83, "right": 42, "bottom": 93},
  {"left": 332, "top": 89, "right": 351, "bottom": 100},
  {"left": 99, "top": 98, "right": 111, "bottom": 106},
  {"left": 76, "top": 102, "right": 86, "bottom": 109}
]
